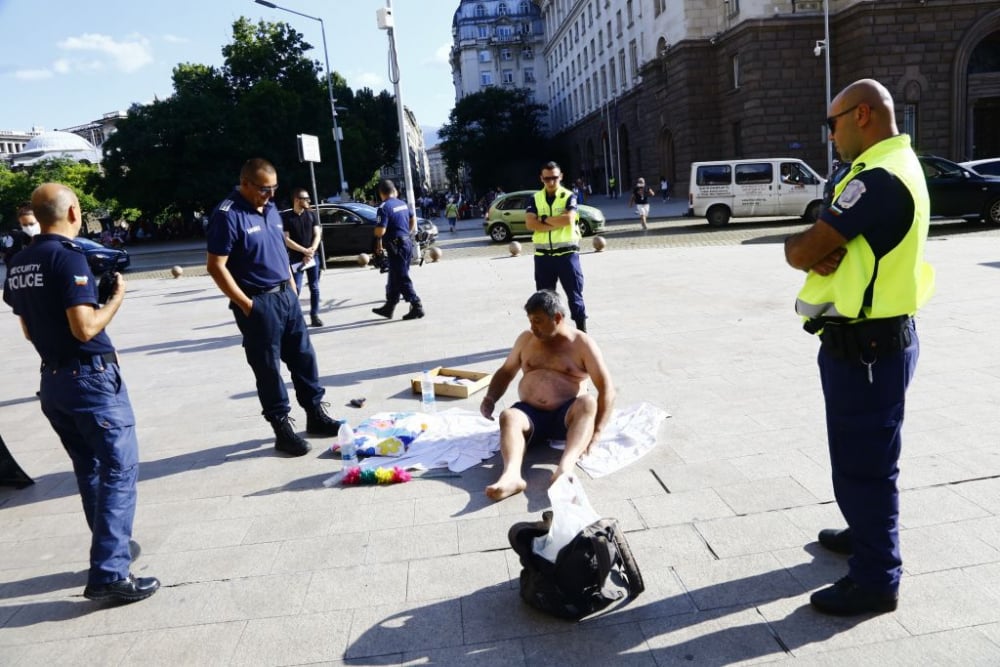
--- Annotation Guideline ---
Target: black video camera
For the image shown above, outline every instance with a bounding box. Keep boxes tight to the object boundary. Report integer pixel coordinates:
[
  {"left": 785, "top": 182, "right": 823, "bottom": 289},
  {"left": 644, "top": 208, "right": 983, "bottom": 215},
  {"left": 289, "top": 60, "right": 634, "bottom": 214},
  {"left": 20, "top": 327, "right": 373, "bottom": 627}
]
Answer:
[{"left": 97, "top": 272, "right": 119, "bottom": 304}]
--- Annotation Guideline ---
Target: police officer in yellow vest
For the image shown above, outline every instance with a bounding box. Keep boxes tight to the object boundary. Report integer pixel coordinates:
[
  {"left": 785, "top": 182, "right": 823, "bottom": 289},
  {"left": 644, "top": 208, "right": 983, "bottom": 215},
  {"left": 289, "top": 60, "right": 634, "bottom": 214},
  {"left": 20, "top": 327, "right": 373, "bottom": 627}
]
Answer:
[
  {"left": 525, "top": 161, "right": 588, "bottom": 331},
  {"left": 785, "top": 80, "right": 934, "bottom": 616}
]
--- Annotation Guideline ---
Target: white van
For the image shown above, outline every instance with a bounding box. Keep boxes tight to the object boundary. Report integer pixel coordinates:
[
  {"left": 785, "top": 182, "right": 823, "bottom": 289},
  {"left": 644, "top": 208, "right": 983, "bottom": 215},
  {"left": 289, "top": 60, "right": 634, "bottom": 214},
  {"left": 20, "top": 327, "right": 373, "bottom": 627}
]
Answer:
[{"left": 688, "top": 158, "right": 826, "bottom": 226}]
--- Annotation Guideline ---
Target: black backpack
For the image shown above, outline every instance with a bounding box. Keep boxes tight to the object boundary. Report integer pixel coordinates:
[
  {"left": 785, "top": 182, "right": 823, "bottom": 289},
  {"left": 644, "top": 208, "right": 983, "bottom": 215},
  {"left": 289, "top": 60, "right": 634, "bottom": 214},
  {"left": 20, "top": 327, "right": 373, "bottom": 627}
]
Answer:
[{"left": 508, "top": 511, "right": 645, "bottom": 620}]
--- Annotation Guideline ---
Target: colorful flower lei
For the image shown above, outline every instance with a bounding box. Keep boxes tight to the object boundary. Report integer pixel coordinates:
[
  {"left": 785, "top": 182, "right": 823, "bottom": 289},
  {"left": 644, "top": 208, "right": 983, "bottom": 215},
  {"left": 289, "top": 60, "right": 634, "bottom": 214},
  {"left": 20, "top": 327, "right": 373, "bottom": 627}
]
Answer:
[{"left": 340, "top": 466, "right": 412, "bottom": 485}]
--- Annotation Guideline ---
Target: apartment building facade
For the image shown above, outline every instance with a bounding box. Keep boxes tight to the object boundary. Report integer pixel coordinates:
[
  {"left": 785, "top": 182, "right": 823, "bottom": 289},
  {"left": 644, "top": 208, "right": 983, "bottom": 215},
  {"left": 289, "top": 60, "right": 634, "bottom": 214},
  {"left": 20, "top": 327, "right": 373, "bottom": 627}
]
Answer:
[
  {"left": 450, "top": 0, "right": 549, "bottom": 105},
  {"left": 536, "top": 0, "right": 1000, "bottom": 195}
]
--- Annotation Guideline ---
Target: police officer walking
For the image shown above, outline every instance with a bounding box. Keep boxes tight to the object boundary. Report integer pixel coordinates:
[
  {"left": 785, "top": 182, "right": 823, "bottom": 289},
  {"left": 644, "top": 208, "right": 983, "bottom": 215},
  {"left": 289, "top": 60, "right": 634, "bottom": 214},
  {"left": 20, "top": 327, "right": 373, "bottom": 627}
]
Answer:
[
  {"left": 206, "top": 158, "right": 342, "bottom": 456},
  {"left": 3, "top": 183, "right": 160, "bottom": 603},
  {"left": 526, "top": 161, "right": 588, "bottom": 332},
  {"left": 785, "top": 79, "right": 935, "bottom": 615},
  {"left": 371, "top": 179, "right": 425, "bottom": 320}
]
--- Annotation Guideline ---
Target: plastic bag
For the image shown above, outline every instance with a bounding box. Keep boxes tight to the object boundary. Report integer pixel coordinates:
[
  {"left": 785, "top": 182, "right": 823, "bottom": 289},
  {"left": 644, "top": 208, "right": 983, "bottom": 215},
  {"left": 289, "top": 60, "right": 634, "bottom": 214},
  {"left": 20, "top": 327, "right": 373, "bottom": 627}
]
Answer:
[{"left": 532, "top": 474, "right": 600, "bottom": 563}]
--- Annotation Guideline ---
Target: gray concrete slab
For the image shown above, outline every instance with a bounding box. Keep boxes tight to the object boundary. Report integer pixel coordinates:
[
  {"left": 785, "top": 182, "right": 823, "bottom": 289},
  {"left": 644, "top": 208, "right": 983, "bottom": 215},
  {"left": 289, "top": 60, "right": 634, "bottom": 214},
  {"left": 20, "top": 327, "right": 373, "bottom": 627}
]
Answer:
[{"left": 4, "top": 233, "right": 1000, "bottom": 663}]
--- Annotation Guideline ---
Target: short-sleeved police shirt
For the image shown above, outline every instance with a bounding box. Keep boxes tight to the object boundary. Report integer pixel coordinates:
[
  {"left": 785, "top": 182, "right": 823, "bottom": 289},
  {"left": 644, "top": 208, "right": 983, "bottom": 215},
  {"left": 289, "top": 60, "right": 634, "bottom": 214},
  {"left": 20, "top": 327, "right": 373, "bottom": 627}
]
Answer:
[
  {"left": 3, "top": 234, "right": 114, "bottom": 362},
  {"left": 376, "top": 198, "right": 413, "bottom": 241},
  {"left": 281, "top": 208, "right": 318, "bottom": 263},
  {"left": 206, "top": 190, "right": 290, "bottom": 289},
  {"left": 820, "top": 168, "right": 914, "bottom": 259}
]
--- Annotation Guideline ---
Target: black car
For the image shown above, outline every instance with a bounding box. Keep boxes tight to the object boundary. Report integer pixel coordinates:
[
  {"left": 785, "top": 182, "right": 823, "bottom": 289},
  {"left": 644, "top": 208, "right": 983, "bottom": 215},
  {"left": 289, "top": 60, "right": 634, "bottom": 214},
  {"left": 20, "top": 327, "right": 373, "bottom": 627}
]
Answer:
[
  {"left": 284, "top": 203, "right": 438, "bottom": 261},
  {"left": 75, "top": 237, "right": 130, "bottom": 276},
  {"left": 918, "top": 155, "right": 1000, "bottom": 225}
]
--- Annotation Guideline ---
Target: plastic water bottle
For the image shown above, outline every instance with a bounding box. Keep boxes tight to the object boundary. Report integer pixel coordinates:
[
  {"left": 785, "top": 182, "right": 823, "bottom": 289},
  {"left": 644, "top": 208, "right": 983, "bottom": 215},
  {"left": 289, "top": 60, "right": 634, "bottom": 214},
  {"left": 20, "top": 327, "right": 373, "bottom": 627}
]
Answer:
[
  {"left": 421, "top": 370, "right": 436, "bottom": 413},
  {"left": 339, "top": 422, "right": 356, "bottom": 465}
]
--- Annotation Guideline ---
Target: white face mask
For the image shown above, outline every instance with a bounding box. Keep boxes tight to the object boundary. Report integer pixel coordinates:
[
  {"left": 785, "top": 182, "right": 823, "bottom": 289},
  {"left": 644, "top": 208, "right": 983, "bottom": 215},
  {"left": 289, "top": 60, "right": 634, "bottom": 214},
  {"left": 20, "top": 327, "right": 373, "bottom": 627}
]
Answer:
[{"left": 22, "top": 224, "right": 40, "bottom": 237}]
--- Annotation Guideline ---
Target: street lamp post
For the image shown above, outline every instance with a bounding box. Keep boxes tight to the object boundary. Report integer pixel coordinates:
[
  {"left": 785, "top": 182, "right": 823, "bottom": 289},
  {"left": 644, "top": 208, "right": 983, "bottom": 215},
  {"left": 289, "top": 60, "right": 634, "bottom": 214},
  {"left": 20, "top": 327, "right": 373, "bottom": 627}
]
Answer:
[
  {"left": 814, "top": 0, "right": 834, "bottom": 177},
  {"left": 377, "top": 0, "right": 417, "bottom": 213},
  {"left": 255, "top": 0, "right": 348, "bottom": 198}
]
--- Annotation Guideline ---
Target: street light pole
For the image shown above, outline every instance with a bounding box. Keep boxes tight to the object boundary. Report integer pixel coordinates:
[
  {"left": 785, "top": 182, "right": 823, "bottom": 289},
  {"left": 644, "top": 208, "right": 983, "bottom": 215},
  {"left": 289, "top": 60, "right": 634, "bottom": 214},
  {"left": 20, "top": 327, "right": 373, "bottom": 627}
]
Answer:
[
  {"left": 822, "top": 0, "right": 833, "bottom": 176},
  {"left": 378, "top": 0, "right": 417, "bottom": 213},
  {"left": 255, "top": 0, "right": 348, "bottom": 198}
]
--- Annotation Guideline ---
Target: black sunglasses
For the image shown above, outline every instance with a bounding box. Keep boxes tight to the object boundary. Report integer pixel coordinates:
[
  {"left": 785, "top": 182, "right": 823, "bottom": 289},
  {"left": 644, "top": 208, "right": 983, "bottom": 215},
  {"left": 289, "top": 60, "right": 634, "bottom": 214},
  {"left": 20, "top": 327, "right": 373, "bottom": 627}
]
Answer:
[
  {"left": 825, "top": 104, "right": 861, "bottom": 133},
  {"left": 541, "top": 176, "right": 560, "bottom": 182}
]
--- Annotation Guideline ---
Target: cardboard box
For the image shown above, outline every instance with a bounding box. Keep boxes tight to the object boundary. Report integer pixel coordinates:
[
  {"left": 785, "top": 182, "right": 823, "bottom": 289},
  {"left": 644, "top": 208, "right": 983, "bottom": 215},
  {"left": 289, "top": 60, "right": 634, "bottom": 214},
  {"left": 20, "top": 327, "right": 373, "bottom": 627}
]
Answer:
[{"left": 410, "top": 366, "right": 493, "bottom": 399}]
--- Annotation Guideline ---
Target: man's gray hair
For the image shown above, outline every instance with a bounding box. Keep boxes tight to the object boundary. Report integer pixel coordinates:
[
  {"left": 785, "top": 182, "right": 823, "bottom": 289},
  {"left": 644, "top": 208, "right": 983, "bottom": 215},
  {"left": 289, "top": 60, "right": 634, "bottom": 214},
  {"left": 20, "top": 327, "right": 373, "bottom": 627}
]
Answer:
[{"left": 524, "top": 289, "right": 568, "bottom": 318}]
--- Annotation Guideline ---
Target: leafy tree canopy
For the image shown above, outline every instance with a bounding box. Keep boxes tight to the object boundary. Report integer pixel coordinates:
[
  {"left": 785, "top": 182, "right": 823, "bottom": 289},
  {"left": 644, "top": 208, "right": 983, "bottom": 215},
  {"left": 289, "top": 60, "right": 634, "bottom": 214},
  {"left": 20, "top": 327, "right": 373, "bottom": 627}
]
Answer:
[
  {"left": 438, "top": 87, "right": 550, "bottom": 194},
  {"left": 99, "top": 17, "right": 400, "bottom": 222}
]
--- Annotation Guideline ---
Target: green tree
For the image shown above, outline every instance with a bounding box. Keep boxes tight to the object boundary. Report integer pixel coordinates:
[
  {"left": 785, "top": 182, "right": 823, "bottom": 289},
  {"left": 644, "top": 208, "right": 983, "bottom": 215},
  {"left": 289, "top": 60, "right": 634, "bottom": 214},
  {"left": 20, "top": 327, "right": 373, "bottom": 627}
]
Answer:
[
  {"left": 99, "top": 18, "right": 401, "bottom": 222},
  {"left": 438, "top": 87, "right": 549, "bottom": 194},
  {"left": 0, "top": 159, "right": 108, "bottom": 229}
]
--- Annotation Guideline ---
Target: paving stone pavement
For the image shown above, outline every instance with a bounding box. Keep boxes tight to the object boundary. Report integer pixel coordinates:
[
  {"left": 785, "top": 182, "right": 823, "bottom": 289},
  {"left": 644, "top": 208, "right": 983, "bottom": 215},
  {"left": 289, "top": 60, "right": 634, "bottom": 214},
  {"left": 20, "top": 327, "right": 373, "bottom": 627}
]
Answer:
[{"left": 3, "top": 231, "right": 1000, "bottom": 665}]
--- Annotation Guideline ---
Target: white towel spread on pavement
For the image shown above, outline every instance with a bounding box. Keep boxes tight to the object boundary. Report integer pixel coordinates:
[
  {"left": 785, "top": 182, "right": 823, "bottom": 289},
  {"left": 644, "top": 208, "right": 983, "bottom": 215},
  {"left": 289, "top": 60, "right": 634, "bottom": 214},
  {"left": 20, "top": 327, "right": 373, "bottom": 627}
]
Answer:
[{"left": 349, "top": 402, "right": 669, "bottom": 478}]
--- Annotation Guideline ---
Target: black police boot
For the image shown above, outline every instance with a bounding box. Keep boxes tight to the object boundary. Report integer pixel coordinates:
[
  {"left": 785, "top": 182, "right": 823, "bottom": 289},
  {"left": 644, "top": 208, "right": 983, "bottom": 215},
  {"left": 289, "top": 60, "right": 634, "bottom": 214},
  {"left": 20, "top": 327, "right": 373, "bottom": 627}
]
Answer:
[
  {"left": 402, "top": 302, "right": 425, "bottom": 320},
  {"left": 271, "top": 416, "right": 311, "bottom": 456},
  {"left": 574, "top": 317, "right": 587, "bottom": 332},
  {"left": 810, "top": 576, "right": 898, "bottom": 616},
  {"left": 372, "top": 302, "right": 396, "bottom": 319},
  {"left": 306, "top": 402, "right": 342, "bottom": 437},
  {"left": 309, "top": 315, "right": 324, "bottom": 327},
  {"left": 818, "top": 527, "right": 853, "bottom": 555},
  {"left": 84, "top": 574, "right": 161, "bottom": 603}
]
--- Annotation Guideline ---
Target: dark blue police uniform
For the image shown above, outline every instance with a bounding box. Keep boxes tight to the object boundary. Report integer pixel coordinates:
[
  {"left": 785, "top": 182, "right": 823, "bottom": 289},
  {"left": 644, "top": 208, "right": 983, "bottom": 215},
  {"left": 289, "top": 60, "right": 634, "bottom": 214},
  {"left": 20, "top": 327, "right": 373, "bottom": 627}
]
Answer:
[
  {"left": 817, "top": 168, "right": 919, "bottom": 595},
  {"left": 207, "top": 190, "right": 326, "bottom": 420},
  {"left": 526, "top": 192, "right": 587, "bottom": 329},
  {"left": 376, "top": 197, "right": 421, "bottom": 307},
  {"left": 3, "top": 234, "right": 138, "bottom": 588}
]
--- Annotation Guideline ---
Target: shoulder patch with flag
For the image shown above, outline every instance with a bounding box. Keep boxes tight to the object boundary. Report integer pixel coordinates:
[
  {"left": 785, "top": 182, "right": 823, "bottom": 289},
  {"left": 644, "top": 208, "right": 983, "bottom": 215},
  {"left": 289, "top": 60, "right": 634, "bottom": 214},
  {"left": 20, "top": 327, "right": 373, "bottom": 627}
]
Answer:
[{"left": 74, "top": 275, "right": 89, "bottom": 286}]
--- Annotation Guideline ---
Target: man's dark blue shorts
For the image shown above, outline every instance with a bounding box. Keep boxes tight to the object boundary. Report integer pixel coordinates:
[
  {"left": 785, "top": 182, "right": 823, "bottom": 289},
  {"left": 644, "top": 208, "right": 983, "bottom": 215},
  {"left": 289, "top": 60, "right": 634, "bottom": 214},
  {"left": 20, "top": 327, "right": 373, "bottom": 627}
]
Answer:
[{"left": 512, "top": 398, "right": 577, "bottom": 445}]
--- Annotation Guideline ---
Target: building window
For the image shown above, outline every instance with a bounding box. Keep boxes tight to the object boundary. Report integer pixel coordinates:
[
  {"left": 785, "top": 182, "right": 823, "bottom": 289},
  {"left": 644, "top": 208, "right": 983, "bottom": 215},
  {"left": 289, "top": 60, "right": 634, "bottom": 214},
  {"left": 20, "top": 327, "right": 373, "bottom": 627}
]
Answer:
[
  {"left": 609, "top": 59, "right": 616, "bottom": 93},
  {"left": 616, "top": 10, "right": 622, "bottom": 37},
  {"left": 595, "top": 0, "right": 601, "bottom": 17},
  {"left": 598, "top": 29, "right": 604, "bottom": 53},
  {"left": 478, "top": 25, "right": 488, "bottom": 38},
  {"left": 502, "top": 69, "right": 514, "bottom": 84},
  {"left": 479, "top": 50, "right": 491, "bottom": 62},
  {"left": 629, "top": 40, "right": 638, "bottom": 80},
  {"left": 519, "top": 1, "right": 529, "bottom": 14},
  {"left": 627, "top": 0, "right": 634, "bottom": 26},
  {"left": 731, "top": 53, "right": 740, "bottom": 89},
  {"left": 481, "top": 71, "right": 493, "bottom": 86},
  {"left": 522, "top": 21, "right": 531, "bottom": 34},
  {"left": 619, "top": 50, "right": 626, "bottom": 91},
  {"left": 501, "top": 48, "right": 512, "bottom": 61},
  {"left": 498, "top": 2, "right": 508, "bottom": 16},
  {"left": 524, "top": 68, "right": 535, "bottom": 83},
  {"left": 497, "top": 25, "right": 513, "bottom": 41},
  {"left": 475, "top": 4, "right": 486, "bottom": 18},
  {"left": 903, "top": 104, "right": 918, "bottom": 144},
  {"left": 523, "top": 46, "right": 533, "bottom": 59},
  {"left": 728, "top": 0, "right": 741, "bottom": 16},
  {"left": 653, "top": 0, "right": 665, "bottom": 16}
]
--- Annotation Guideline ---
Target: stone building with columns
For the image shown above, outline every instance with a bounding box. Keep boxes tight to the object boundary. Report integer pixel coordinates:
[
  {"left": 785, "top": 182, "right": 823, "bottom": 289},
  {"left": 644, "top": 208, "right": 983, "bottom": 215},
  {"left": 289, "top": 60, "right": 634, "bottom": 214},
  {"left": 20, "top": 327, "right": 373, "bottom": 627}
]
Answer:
[{"left": 536, "top": 0, "right": 1000, "bottom": 197}]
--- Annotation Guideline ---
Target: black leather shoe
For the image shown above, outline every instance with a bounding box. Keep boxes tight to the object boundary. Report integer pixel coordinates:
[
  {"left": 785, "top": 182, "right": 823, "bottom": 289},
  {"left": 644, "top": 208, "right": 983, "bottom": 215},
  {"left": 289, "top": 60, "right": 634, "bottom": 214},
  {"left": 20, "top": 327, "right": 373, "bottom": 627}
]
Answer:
[
  {"left": 372, "top": 303, "right": 396, "bottom": 319},
  {"left": 810, "top": 576, "right": 897, "bottom": 616},
  {"left": 401, "top": 303, "right": 425, "bottom": 320},
  {"left": 309, "top": 315, "right": 324, "bottom": 327},
  {"left": 84, "top": 574, "right": 160, "bottom": 603},
  {"left": 271, "top": 416, "right": 311, "bottom": 456},
  {"left": 306, "top": 402, "right": 342, "bottom": 437},
  {"left": 818, "top": 527, "right": 853, "bottom": 555},
  {"left": 129, "top": 539, "right": 141, "bottom": 562}
]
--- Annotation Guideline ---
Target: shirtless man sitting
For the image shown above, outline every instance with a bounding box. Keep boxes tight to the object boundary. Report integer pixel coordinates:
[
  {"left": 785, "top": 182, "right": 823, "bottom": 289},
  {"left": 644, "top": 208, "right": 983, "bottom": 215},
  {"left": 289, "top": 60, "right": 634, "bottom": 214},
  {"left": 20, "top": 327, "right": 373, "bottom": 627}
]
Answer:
[{"left": 479, "top": 290, "right": 616, "bottom": 501}]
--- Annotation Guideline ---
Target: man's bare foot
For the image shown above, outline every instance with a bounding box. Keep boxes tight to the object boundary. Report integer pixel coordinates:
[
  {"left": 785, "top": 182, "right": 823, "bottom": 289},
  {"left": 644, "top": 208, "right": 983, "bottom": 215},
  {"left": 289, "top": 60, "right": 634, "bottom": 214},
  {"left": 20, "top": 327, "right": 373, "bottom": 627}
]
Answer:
[{"left": 485, "top": 476, "right": 527, "bottom": 501}]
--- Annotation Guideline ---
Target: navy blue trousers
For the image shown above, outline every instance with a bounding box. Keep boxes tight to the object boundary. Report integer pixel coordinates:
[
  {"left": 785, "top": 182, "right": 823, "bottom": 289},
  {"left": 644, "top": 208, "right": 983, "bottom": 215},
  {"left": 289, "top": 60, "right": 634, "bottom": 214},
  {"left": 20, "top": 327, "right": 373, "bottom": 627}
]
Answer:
[
  {"left": 818, "top": 318, "right": 919, "bottom": 594},
  {"left": 292, "top": 261, "right": 321, "bottom": 318},
  {"left": 534, "top": 253, "right": 586, "bottom": 324},
  {"left": 40, "top": 358, "right": 138, "bottom": 586},
  {"left": 385, "top": 239, "right": 420, "bottom": 305},
  {"left": 231, "top": 287, "right": 325, "bottom": 420}
]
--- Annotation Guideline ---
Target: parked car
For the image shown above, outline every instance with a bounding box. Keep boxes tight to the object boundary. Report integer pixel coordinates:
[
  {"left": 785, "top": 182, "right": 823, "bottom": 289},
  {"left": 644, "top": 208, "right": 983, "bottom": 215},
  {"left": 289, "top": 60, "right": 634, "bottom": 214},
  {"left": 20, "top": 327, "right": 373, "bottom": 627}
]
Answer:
[
  {"left": 918, "top": 155, "right": 1000, "bottom": 225},
  {"left": 283, "top": 202, "right": 438, "bottom": 261},
  {"left": 74, "top": 237, "right": 130, "bottom": 276},
  {"left": 483, "top": 190, "right": 606, "bottom": 243},
  {"left": 960, "top": 158, "right": 1000, "bottom": 178},
  {"left": 688, "top": 158, "right": 826, "bottom": 226}
]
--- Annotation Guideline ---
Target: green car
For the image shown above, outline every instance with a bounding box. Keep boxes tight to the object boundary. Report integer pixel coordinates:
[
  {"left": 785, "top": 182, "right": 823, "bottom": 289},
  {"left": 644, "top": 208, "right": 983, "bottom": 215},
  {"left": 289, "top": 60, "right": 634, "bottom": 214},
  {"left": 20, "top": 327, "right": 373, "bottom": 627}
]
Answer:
[{"left": 483, "top": 190, "right": 606, "bottom": 243}]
